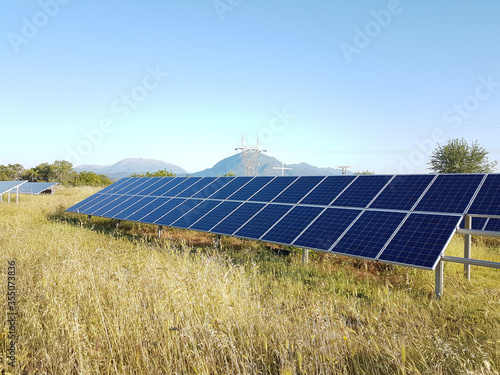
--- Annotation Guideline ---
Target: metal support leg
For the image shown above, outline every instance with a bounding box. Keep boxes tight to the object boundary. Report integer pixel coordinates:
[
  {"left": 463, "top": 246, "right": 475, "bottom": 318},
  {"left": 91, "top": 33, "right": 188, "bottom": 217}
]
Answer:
[
  {"left": 302, "top": 248, "right": 309, "bottom": 264},
  {"left": 215, "top": 234, "right": 221, "bottom": 250},
  {"left": 16, "top": 187, "right": 19, "bottom": 204},
  {"left": 116, "top": 220, "right": 121, "bottom": 229},
  {"left": 158, "top": 225, "right": 163, "bottom": 238},
  {"left": 8, "top": 191, "right": 10, "bottom": 203},
  {"left": 464, "top": 215, "right": 471, "bottom": 280},
  {"left": 87, "top": 215, "right": 92, "bottom": 223},
  {"left": 435, "top": 260, "right": 444, "bottom": 299}
]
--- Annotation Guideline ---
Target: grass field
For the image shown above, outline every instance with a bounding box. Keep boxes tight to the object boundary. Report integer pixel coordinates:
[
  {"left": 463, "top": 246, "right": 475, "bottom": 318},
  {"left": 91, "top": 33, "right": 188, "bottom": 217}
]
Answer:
[{"left": 0, "top": 187, "right": 499, "bottom": 374}]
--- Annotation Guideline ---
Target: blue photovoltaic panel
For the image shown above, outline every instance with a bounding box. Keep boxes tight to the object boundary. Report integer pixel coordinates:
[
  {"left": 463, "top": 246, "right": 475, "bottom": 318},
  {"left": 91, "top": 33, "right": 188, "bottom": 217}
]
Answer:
[
  {"left": 467, "top": 174, "right": 500, "bottom": 216},
  {"left": 234, "top": 204, "right": 292, "bottom": 239},
  {"left": 126, "top": 178, "right": 156, "bottom": 195},
  {"left": 211, "top": 202, "right": 266, "bottom": 235},
  {"left": 155, "top": 199, "right": 202, "bottom": 226},
  {"left": 272, "top": 176, "right": 325, "bottom": 204},
  {"left": 138, "top": 198, "right": 185, "bottom": 224},
  {"left": 332, "top": 211, "right": 406, "bottom": 259},
  {"left": 102, "top": 178, "right": 133, "bottom": 194},
  {"left": 106, "top": 196, "right": 143, "bottom": 218},
  {"left": 115, "top": 178, "right": 149, "bottom": 194},
  {"left": 75, "top": 194, "right": 107, "bottom": 212},
  {"left": 208, "top": 177, "right": 253, "bottom": 200},
  {"left": 459, "top": 216, "right": 488, "bottom": 230},
  {"left": 415, "top": 174, "right": 483, "bottom": 214},
  {"left": 138, "top": 178, "right": 173, "bottom": 196},
  {"left": 66, "top": 193, "right": 103, "bottom": 213},
  {"left": 176, "top": 177, "right": 217, "bottom": 198},
  {"left": 369, "top": 175, "right": 434, "bottom": 211},
  {"left": 378, "top": 213, "right": 461, "bottom": 269},
  {"left": 190, "top": 201, "right": 243, "bottom": 232},
  {"left": 85, "top": 195, "right": 123, "bottom": 215},
  {"left": 161, "top": 178, "right": 201, "bottom": 197},
  {"left": 485, "top": 218, "right": 500, "bottom": 232},
  {"left": 171, "top": 200, "right": 222, "bottom": 229},
  {"left": 113, "top": 196, "right": 157, "bottom": 220},
  {"left": 91, "top": 195, "right": 131, "bottom": 217},
  {"left": 300, "top": 176, "right": 356, "bottom": 206},
  {"left": 0, "top": 180, "right": 27, "bottom": 195},
  {"left": 332, "top": 175, "right": 393, "bottom": 208},
  {"left": 293, "top": 208, "right": 361, "bottom": 251},
  {"left": 247, "top": 177, "right": 297, "bottom": 202},
  {"left": 148, "top": 178, "right": 184, "bottom": 196},
  {"left": 192, "top": 177, "right": 234, "bottom": 198},
  {"left": 261, "top": 206, "right": 324, "bottom": 245},
  {"left": 227, "top": 177, "right": 274, "bottom": 201},
  {"left": 18, "top": 182, "right": 58, "bottom": 195}
]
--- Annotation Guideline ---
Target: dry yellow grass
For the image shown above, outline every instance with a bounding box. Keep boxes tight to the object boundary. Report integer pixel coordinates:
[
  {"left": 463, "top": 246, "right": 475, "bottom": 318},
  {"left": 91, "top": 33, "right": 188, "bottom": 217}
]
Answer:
[{"left": 0, "top": 188, "right": 499, "bottom": 374}]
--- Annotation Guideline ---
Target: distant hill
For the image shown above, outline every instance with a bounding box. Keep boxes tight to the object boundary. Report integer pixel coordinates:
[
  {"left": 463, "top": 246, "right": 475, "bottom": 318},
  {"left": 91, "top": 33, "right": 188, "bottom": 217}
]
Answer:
[
  {"left": 192, "top": 153, "right": 350, "bottom": 176},
  {"left": 75, "top": 158, "right": 187, "bottom": 179}
]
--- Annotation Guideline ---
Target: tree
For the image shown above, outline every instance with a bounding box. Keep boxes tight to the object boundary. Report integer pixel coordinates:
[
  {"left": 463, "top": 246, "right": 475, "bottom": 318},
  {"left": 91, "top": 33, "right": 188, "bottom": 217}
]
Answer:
[
  {"left": 0, "top": 164, "right": 25, "bottom": 180},
  {"left": 355, "top": 170, "right": 375, "bottom": 175},
  {"left": 129, "top": 169, "right": 176, "bottom": 177},
  {"left": 76, "top": 171, "right": 112, "bottom": 186},
  {"left": 428, "top": 138, "right": 497, "bottom": 174}
]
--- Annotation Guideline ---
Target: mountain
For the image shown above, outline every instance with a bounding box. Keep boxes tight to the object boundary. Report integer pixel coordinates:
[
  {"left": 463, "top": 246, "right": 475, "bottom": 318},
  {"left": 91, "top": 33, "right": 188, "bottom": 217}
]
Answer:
[
  {"left": 75, "top": 158, "right": 188, "bottom": 179},
  {"left": 192, "top": 153, "right": 350, "bottom": 176}
]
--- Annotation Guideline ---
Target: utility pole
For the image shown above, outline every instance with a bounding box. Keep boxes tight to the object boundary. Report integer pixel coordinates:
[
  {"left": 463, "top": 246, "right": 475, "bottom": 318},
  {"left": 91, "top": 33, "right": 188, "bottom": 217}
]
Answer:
[
  {"left": 235, "top": 136, "right": 267, "bottom": 176},
  {"left": 338, "top": 165, "right": 351, "bottom": 175},
  {"left": 273, "top": 161, "right": 292, "bottom": 176}
]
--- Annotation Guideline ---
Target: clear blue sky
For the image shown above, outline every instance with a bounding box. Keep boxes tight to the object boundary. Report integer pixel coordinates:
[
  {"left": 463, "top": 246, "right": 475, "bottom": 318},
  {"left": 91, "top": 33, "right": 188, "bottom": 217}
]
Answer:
[{"left": 1, "top": 0, "right": 499, "bottom": 174}]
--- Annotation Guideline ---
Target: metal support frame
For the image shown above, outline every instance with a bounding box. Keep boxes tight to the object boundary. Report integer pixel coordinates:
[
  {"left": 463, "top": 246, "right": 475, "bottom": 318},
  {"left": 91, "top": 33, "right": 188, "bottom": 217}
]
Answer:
[
  {"left": 215, "top": 234, "right": 221, "bottom": 250},
  {"left": 435, "top": 260, "right": 444, "bottom": 299},
  {"left": 8, "top": 191, "right": 10, "bottom": 203},
  {"left": 158, "top": 225, "right": 163, "bottom": 238},
  {"left": 442, "top": 256, "right": 500, "bottom": 269},
  {"left": 116, "top": 220, "right": 121, "bottom": 229},
  {"left": 302, "top": 248, "right": 309, "bottom": 264},
  {"left": 464, "top": 215, "right": 471, "bottom": 280},
  {"left": 87, "top": 215, "right": 92, "bottom": 223}
]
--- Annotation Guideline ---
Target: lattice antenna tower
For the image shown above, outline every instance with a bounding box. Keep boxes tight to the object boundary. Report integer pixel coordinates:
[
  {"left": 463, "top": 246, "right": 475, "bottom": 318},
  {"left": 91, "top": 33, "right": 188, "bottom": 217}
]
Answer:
[{"left": 235, "top": 136, "right": 267, "bottom": 176}]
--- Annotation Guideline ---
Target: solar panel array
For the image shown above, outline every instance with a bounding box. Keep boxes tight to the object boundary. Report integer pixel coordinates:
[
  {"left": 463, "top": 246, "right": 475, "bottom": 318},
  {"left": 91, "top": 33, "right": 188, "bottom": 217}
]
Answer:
[
  {"left": 66, "top": 174, "right": 500, "bottom": 271},
  {"left": 0, "top": 181, "right": 28, "bottom": 195},
  {"left": 18, "top": 182, "right": 58, "bottom": 195}
]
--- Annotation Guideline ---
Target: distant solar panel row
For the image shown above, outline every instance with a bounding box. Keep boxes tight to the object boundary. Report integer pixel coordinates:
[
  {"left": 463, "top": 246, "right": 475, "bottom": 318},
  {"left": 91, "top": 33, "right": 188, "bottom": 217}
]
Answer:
[
  {"left": 67, "top": 174, "right": 500, "bottom": 271},
  {"left": 18, "top": 182, "right": 58, "bottom": 195},
  {"left": 0, "top": 180, "right": 28, "bottom": 195}
]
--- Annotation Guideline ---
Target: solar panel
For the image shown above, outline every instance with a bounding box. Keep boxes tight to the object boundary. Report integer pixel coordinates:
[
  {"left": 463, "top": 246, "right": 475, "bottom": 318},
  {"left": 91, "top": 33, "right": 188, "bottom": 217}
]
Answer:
[
  {"left": 414, "top": 174, "right": 484, "bottom": 214},
  {"left": 484, "top": 218, "right": 500, "bottom": 232},
  {"left": 234, "top": 204, "right": 292, "bottom": 239},
  {"left": 211, "top": 202, "right": 266, "bottom": 235},
  {"left": 271, "top": 176, "right": 325, "bottom": 204},
  {"left": 66, "top": 174, "right": 500, "bottom": 271},
  {"left": 459, "top": 216, "right": 488, "bottom": 230},
  {"left": 226, "top": 177, "right": 274, "bottom": 201},
  {"left": 171, "top": 200, "right": 222, "bottom": 229},
  {"left": 0, "top": 180, "right": 27, "bottom": 195},
  {"left": 293, "top": 208, "right": 361, "bottom": 251},
  {"left": 299, "top": 176, "right": 355, "bottom": 205},
  {"left": 155, "top": 199, "right": 202, "bottom": 226},
  {"left": 378, "top": 213, "right": 461, "bottom": 269},
  {"left": 261, "top": 205, "right": 324, "bottom": 245},
  {"left": 369, "top": 175, "right": 434, "bottom": 210},
  {"left": 332, "top": 175, "right": 393, "bottom": 208},
  {"left": 18, "top": 182, "right": 58, "bottom": 195},
  {"left": 331, "top": 211, "right": 406, "bottom": 259},
  {"left": 467, "top": 174, "right": 500, "bottom": 216},
  {"left": 189, "top": 201, "right": 242, "bottom": 232},
  {"left": 247, "top": 177, "right": 298, "bottom": 202}
]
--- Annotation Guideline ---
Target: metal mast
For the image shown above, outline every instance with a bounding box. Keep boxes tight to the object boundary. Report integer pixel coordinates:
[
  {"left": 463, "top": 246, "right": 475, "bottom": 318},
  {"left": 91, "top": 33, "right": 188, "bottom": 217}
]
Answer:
[{"left": 235, "top": 136, "right": 267, "bottom": 176}]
